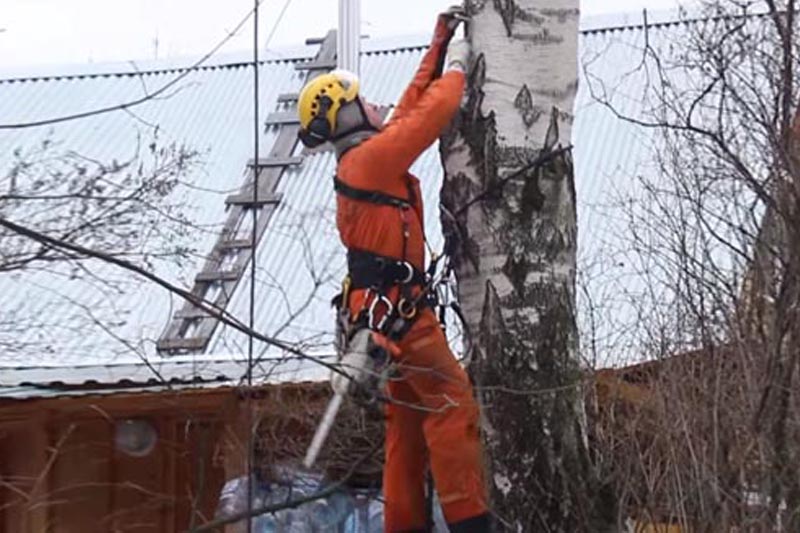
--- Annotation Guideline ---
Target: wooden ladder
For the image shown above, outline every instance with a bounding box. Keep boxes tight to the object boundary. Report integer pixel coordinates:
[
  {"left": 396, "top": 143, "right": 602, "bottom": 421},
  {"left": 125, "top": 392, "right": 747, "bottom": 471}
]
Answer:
[{"left": 157, "top": 31, "right": 338, "bottom": 354}]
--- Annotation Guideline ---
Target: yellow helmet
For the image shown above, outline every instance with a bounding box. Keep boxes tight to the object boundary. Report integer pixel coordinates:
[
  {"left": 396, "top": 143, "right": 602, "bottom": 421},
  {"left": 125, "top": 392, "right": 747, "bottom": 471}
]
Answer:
[{"left": 297, "top": 69, "right": 360, "bottom": 147}]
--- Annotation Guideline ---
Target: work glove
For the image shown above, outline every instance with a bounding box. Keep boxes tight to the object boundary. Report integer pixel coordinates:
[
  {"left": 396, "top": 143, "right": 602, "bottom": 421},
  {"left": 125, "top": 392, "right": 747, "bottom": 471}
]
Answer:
[
  {"left": 445, "top": 38, "right": 470, "bottom": 73},
  {"left": 331, "top": 329, "right": 393, "bottom": 398},
  {"left": 439, "top": 5, "right": 469, "bottom": 33}
]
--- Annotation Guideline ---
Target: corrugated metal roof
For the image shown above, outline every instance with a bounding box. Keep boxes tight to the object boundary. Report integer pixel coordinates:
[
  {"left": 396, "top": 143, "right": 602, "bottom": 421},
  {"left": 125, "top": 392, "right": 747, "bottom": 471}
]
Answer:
[
  {"left": 0, "top": 353, "right": 332, "bottom": 399},
  {"left": 0, "top": 58, "right": 300, "bottom": 368},
  {"left": 0, "top": 14, "right": 716, "bottom": 393}
]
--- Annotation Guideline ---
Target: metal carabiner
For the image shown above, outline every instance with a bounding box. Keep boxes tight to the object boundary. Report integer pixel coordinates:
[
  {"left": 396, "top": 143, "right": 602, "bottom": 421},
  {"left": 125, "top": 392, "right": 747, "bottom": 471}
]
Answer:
[
  {"left": 397, "top": 261, "right": 415, "bottom": 284},
  {"left": 397, "top": 297, "right": 418, "bottom": 320},
  {"left": 367, "top": 292, "right": 394, "bottom": 332}
]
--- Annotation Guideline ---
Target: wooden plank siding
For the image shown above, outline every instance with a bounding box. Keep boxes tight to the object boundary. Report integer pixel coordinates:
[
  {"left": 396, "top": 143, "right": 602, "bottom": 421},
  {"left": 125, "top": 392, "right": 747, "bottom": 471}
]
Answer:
[{"left": 0, "top": 388, "right": 231, "bottom": 533}]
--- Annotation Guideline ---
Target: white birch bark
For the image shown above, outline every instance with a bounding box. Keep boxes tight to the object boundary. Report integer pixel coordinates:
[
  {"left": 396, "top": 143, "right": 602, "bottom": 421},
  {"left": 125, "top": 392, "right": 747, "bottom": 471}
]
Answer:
[{"left": 440, "top": 1, "right": 616, "bottom": 530}]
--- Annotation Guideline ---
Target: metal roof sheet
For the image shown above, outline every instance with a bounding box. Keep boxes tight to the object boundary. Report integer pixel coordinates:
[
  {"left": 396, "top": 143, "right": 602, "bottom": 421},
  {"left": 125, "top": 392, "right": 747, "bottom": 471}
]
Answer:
[
  {"left": 0, "top": 353, "right": 332, "bottom": 399},
  {"left": 0, "top": 13, "right": 720, "bottom": 393}
]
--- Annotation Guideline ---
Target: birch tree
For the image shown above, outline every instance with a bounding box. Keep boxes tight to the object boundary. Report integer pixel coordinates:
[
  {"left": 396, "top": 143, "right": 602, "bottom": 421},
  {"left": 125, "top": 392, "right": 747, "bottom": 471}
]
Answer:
[{"left": 440, "top": 1, "right": 615, "bottom": 530}]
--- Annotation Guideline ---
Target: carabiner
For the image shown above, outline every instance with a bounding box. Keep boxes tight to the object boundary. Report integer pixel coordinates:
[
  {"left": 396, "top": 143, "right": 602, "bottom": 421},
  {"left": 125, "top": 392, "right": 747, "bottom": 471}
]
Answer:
[
  {"left": 367, "top": 292, "right": 394, "bottom": 331},
  {"left": 397, "top": 261, "right": 415, "bottom": 284},
  {"left": 397, "top": 297, "right": 418, "bottom": 320}
]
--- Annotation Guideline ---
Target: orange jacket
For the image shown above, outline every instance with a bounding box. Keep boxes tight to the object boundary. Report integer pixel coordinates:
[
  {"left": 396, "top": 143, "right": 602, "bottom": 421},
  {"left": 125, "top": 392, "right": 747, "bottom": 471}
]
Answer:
[{"left": 336, "top": 21, "right": 465, "bottom": 315}]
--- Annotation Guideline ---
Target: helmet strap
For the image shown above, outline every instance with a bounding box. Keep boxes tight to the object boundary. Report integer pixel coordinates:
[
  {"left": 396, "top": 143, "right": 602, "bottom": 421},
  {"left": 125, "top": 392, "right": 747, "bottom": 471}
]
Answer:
[
  {"left": 330, "top": 98, "right": 379, "bottom": 141},
  {"left": 298, "top": 96, "right": 334, "bottom": 148},
  {"left": 298, "top": 96, "right": 378, "bottom": 151}
]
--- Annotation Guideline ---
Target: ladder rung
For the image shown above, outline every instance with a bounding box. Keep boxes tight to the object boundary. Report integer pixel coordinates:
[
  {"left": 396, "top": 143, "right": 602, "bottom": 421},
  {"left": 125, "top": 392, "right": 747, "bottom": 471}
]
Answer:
[
  {"left": 225, "top": 192, "right": 283, "bottom": 206},
  {"left": 195, "top": 270, "right": 240, "bottom": 282},
  {"left": 295, "top": 59, "right": 336, "bottom": 71},
  {"left": 156, "top": 337, "right": 208, "bottom": 352},
  {"left": 265, "top": 112, "right": 300, "bottom": 125},
  {"left": 219, "top": 239, "right": 252, "bottom": 250},
  {"left": 248, "top": 156, "right": 303, "bottom": 168},
  {"left": 175, "top": 307, "right": 212, "bottom": 319},
  {"left": 277, "top": 93, "right": 299, "bottom": 103}
]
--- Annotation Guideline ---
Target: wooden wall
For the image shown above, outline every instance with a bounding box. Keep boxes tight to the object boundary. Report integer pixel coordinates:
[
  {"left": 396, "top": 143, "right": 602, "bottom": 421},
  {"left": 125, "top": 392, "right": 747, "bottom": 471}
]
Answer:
[{"left": 0, "top": 389, "right": 230, "bottom": 533}]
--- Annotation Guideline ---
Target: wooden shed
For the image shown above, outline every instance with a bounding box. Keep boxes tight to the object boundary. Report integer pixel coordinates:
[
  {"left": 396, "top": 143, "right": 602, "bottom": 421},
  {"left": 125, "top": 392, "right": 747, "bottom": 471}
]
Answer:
[{"left": 0, "top": 358, "right": 328, "bottom": 533}]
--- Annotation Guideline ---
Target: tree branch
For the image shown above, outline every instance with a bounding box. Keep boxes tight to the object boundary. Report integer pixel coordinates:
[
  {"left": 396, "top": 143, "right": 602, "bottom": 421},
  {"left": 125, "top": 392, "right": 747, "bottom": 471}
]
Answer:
[
  {"left": 189, "top": 439, "right": 382, "bottom": 532},
  {"left": 0, "top": 215, "right": 344, "bottom": 376}
]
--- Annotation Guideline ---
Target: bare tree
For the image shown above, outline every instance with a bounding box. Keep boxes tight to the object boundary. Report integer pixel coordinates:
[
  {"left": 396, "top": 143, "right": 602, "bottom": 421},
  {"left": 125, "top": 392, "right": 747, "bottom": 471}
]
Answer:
[
  {"left": 587, "top": 1, "right": 800, "bottom": 529},
  {"left": 0, "top": 132, "right": 202, "bottom": 356}
]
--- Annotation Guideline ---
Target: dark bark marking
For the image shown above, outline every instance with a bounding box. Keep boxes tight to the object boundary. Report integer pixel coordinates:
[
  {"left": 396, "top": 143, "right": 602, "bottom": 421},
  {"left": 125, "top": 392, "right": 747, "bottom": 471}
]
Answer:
[
  {"left": 474, "top": 275, "right": 600, "bottom": 531},
  {"left": 469, "top": 52, "right": 487, "bottom": 92},
  {"left": 467, "top": 0, "right": 489, "bottom": 15},
  {"left": 513, "top": 28, "right": 564, "bottom": 45},
  {"left": 543, "top": 106, "right": 560, "bottom": 151},
  {"left": 492, "top": 0, "right": 545, "bottom": 37},
  {"left": 492, "top": 0, "right": 517, "bottom": 37},
  {"left": 439, "top": 170, "right": 483, "bottom": 274},
  {"left": 514, "top": 84, "right": 542, "bottom": 129},
  {"left": 503, "top": 254, "right": 529, "bottom": 296},
  {"left": 439, "top": 51, "right": 496, "bottom": 276},
  {"left": 477, "top": 279, "right": 505, "bottom": 365},
  {"left": 516, "top": 6, "right": 544, "bottom": 25},
  {"left": 496, "top": 145, "right": 539, "bottom": 167},
  {"left": 460, "top": 53, "right": 494, "bottom": 190},
  {"left": 540, "top": 8, "right": 580, "bottom": 23},
  {"left": 521, "top": 165, "right": 546, "bottom": 214}
]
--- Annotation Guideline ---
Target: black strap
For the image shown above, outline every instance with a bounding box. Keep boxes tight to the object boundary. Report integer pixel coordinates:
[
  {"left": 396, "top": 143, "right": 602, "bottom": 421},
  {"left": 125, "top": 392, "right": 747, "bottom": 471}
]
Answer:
[
  {"left": 347, "top": 248, "right": 425, "bottom": 289},
  {"left": 333, "top": 177, "right": 411, "bottom": 208}
]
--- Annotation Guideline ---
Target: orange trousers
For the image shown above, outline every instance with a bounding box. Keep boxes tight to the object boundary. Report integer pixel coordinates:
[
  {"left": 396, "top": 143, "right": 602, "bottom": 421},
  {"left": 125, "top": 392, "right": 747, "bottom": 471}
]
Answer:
[{"left": 383, "top": 309, "right": 488, "bottom": 531}]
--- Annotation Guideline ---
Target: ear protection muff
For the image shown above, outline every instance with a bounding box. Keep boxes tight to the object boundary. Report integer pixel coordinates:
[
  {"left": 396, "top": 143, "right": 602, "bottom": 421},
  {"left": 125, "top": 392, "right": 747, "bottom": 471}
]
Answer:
[{"left": 298, "top": 95, "right": 334, "bottom": 148}]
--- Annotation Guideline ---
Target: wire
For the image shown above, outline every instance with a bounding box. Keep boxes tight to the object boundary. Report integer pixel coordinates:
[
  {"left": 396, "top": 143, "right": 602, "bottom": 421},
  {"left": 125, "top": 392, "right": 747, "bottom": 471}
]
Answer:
[
  {"left": 265, "top": 0, "right": 294, "bottom": 49},
  {"left": 0, "top": 214, "right": 345, "bottom": 374},
  {"left": 244, "top": 0, "right": 296, "bottom": 530},
  {"left": 245, "top": 0, "right": 261, "bottom": 530},
  {"left": 452, "top": 144, "right": 573, "bottom": 217},
  {"left": 0, "top": 0, "right": 267, "bottom": 130}
]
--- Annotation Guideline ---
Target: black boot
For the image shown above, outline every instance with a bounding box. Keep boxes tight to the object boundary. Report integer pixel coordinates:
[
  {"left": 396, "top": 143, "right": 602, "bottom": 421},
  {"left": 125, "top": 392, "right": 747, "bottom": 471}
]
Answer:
[{"left": 448, "top": 513, "right": 491, "bottom": 533}]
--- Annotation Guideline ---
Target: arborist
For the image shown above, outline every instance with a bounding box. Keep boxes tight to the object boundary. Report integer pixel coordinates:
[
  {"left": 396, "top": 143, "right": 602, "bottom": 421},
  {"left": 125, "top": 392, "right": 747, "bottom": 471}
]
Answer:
[{"left": 296, "top": 7, "right": 490, "bottom": 533}]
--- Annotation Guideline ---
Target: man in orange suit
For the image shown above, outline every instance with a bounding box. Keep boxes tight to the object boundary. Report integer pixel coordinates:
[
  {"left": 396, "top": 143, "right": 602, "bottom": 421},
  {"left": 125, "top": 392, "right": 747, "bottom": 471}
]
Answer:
[{"left": 297, "top": 8, "right": 489, "bottom": 532}]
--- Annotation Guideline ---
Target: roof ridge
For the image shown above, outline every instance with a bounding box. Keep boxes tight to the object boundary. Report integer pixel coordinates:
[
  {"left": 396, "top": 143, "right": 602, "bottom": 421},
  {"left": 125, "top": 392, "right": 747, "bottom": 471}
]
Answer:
[
  {"left": 0, "top": 9, "right": 774, "bottom": 84},
  {"left": 580, "top": 8, "right": 772, "bottom": 35},
  {"left": 0, "top": 42, "right": 430, "bottom": 85},
  {"left": 0, "top": 57, "right": 292, "bottom": 85}
]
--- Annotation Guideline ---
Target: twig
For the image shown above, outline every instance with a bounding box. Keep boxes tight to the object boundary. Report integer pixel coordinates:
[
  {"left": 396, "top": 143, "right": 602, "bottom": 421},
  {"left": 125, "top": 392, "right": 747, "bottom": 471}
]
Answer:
[
  {"left": 0, "top": 215, "right": 345, "bottom": 377},
  {"left": 453, "top": 145, "right": 573, "bottom": 217},
  {"left": 189, "top": 439, "right": 382, "bottom": 532}
]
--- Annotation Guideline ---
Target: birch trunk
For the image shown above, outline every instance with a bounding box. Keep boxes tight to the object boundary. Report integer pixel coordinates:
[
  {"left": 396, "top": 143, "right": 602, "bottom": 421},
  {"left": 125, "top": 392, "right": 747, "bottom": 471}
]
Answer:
[{"left": 440, "top": 1, "right": 616, "bottom": 530}]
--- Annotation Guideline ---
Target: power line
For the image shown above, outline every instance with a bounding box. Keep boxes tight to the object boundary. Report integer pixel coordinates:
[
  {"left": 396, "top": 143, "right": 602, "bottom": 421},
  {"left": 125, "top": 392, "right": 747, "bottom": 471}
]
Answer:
[
  {"left": 245, "top": 0, "right": 261, "bottom": 529},
  {"left": 244, "top": 0, "right": 293, "bottom": 531},
  {"left": 265, "top": 0, "right": 293, "bottom": 47},
  {"left": 0, "top": 1, "right": 267, "bottom": 130},
  {"left": 0, "top": 214, "right": 344, "bottom": 375}
]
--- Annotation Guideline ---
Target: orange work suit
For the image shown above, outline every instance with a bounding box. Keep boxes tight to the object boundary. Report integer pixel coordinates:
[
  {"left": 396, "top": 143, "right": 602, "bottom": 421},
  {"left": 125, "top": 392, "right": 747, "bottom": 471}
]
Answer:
[{"left": 334, "top": 18, "right": 488, "bottom": 532}]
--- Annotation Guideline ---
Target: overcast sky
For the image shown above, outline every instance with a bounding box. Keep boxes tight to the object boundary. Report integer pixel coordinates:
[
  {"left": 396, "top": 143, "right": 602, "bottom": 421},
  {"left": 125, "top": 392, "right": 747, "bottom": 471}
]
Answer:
[{"left": 0, "top": 0, "right": 687, "bottom": 69}]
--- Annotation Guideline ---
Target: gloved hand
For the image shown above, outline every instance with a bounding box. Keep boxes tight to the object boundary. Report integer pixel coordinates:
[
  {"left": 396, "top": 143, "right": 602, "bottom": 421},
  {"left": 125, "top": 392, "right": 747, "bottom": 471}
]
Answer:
[
  {"left": 331, "top": 329, "right": 385, "bottom": 397},
  {"left": 445, "top": 38, "right": 470, "bottom": 73},
  {"left": 439, "top": 5, "right": 468, "bottom": 33}
]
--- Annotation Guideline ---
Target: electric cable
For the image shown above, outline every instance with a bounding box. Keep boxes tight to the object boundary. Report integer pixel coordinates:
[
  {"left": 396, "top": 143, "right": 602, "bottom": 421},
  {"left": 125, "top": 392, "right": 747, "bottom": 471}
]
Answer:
[
  {"left": 0, "top": 0, "right": 269, "bottom": 130},
  {"left": 245, "top": 0, "right": 261, "bottom": 530},
  {"left": 244, "top": 1, "right": 294, "bottom": 531}
]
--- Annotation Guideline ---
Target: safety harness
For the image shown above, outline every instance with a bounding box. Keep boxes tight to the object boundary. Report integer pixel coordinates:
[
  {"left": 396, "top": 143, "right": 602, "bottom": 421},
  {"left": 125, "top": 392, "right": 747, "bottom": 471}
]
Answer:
[
  {"left": 331, "top": 168, "right": 475, "bottom": 533},
  {"left": 332, "top": 176, "right": 437, "bottom": 341}
]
